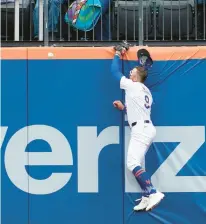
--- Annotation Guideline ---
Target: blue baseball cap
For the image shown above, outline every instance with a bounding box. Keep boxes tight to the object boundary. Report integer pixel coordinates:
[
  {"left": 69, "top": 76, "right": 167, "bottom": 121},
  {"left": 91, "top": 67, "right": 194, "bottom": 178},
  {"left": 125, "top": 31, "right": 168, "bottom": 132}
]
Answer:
[{"left": 137, "top": 49, "right": 153, "bottom": 70}]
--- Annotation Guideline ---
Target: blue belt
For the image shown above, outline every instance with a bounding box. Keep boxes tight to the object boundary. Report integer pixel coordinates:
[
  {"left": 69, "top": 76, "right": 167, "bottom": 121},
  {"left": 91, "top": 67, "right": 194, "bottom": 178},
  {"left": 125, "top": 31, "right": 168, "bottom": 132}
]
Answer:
[{"left": 131, "top": 120, "right": 150, "bottom": 127}]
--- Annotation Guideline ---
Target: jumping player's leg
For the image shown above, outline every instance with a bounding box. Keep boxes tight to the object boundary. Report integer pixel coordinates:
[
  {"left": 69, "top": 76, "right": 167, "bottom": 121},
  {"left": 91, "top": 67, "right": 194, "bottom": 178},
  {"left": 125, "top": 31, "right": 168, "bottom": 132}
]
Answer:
[
  {"left": 127, "top": 126, "right": 164, "bottom": 211},
  {"left": 127, "top": 139, "right": 156, "bottom": 196}
]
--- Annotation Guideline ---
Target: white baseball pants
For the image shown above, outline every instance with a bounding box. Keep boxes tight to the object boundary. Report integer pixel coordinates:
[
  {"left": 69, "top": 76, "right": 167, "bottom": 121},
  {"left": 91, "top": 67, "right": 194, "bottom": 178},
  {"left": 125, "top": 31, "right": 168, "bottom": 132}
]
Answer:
[{"left": 127, "top": 120, "right": 156, "bottom": 172}]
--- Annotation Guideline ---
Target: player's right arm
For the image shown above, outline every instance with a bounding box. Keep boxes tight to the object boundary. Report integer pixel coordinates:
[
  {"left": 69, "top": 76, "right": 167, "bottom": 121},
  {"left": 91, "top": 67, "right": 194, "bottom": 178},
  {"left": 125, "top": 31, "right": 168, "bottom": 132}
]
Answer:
[
  {"left": 113, "top": 100, "right": 125, "bottom": 110},
  {"left": 113, "top": 100, "right": 127, "bottom": 114}
]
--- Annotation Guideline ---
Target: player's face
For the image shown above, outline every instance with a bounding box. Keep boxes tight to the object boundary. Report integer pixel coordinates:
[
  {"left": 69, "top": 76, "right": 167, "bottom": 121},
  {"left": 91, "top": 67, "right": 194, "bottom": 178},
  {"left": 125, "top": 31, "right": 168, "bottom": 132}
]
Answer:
[{"left": 129, "top": 68, "right": 138, "bottom": 80}]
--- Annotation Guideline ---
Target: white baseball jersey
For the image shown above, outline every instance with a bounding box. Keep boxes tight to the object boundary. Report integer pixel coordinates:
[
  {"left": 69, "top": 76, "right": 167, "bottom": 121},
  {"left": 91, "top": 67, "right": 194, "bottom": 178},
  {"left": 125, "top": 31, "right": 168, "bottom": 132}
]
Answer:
[{"left": 120, "top": 76, "right": 153, "bottom": 126}]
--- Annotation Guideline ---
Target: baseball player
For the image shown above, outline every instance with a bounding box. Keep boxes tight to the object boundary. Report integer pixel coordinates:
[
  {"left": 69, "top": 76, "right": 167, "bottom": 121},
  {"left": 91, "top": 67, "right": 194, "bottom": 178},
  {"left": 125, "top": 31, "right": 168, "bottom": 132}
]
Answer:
[{"left": 111, "top": 42, "right": 165, "bottom": 211}]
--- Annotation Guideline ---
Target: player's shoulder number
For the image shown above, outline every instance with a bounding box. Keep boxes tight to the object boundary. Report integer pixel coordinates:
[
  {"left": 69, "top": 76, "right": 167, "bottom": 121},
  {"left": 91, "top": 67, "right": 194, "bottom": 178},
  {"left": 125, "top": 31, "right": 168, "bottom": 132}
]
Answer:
[{"left": 144, "top": 95, "right": 150, "bottom": 109}]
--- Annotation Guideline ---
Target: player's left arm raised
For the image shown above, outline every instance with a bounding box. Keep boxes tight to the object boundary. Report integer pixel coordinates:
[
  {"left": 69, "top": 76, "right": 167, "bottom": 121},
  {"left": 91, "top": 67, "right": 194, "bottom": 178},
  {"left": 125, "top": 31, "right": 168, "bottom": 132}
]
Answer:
[
  {"left": 111, "top": 41, "right": 130, "bottom": 82},
  {"left": 111, "top": 41, "right": 133, "bottom": 91}
]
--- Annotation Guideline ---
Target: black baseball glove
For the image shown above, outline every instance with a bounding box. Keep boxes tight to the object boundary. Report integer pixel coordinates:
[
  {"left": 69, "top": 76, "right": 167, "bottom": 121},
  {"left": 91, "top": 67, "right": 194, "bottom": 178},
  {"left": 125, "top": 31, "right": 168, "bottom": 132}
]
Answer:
[{"left": 114, "top": 41, "right": 130, "bottom": 55}]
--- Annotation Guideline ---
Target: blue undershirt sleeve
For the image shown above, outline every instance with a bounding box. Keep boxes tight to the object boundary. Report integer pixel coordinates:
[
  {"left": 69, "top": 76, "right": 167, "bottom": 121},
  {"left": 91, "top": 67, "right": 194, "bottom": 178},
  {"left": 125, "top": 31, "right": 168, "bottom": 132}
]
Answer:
[{"left": 111, "top": 54, "right": 124, "bottom": 82}]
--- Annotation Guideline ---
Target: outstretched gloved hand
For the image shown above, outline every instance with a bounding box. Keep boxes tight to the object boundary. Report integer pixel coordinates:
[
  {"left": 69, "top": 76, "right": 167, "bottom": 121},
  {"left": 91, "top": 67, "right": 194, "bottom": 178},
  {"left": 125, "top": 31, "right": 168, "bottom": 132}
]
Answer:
[{"left": 114, "top": 40, "right": 130, "bottom": 56}]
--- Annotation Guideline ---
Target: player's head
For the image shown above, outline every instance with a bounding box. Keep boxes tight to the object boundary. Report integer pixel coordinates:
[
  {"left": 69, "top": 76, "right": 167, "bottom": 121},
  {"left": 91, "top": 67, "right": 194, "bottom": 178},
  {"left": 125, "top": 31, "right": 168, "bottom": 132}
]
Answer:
[{"left": 129, "top": 66, "right": 147, "bottom": 83}]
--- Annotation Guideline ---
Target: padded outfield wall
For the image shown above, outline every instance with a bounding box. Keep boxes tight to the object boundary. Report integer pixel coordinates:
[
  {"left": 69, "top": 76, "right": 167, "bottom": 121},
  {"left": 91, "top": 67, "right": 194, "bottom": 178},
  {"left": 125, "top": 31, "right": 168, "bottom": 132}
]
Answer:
[{"left": 1, "top": 46, "right": 206, "bottom": 224}]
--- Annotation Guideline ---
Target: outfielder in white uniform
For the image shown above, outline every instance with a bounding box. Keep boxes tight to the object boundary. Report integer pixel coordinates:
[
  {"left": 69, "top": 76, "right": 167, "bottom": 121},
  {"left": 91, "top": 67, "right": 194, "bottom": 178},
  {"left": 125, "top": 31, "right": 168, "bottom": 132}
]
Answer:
[{"left": 111, "top": 43, "right": 165, "bottom": 211}]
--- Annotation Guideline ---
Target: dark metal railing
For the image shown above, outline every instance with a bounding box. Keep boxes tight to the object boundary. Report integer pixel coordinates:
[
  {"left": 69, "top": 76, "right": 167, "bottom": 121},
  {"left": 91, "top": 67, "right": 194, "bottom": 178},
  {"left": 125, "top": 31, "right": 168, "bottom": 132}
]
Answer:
[{"left": 1, "top": 0, "right": 206, "bottom": 46}]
